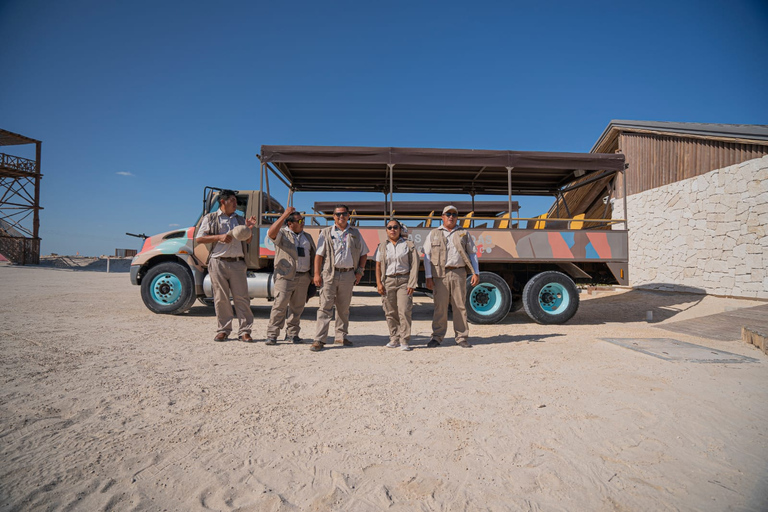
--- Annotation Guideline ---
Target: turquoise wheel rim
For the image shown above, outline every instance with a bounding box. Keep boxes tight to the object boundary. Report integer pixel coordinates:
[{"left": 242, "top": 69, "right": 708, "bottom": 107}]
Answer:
[
  {"left": 469, "top": 283, "right": 503, "bottom": 316},
  {"left": 538, "top": 282, "right": 569, "bottom": 315},
  {"left": 150, "top": 272, "right": 183, "bottom": 305}
]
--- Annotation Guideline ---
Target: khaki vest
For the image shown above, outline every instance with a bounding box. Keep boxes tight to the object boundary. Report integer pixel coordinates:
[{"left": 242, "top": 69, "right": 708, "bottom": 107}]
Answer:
[
  {"left": 428, "top": 227, "right": 474, "bottom": 278},
  {"left": 377, "top": 239, "right": 420, "bottom": 289},
  {"left": 203, "top": 211, "right": 248, "bottom": 264},
  {"left": 273, "top": 227, "right": 316, "bottom": 281},
  {"left": 320, "top": 225, "right": 364, "bottom": 281}
]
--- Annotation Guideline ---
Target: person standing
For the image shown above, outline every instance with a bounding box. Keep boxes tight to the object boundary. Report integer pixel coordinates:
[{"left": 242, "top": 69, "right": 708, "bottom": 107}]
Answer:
[
  {"left": 375, "top": 219, "right": 420, "bottom": 351},
  {"left": 195, "top": 190, "right": 257, "bottom": 342},
  {"left": 265, "top": 206, "right": 316, "bottom": 345},
  {"left": 423, "top": 205, "right": 480, "bottom": 348},
  {"left": 311, "top": 204, "right": 369, "bottom": 352}
]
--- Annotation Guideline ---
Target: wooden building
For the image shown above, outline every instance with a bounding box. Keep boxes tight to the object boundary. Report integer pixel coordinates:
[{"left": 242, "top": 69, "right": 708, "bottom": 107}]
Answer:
[{"left": 592, "top": 120, "right": 768, "bottom": 198}]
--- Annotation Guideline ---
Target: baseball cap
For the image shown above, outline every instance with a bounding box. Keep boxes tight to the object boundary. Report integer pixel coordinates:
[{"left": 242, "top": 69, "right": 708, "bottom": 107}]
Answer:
[{"left": 442, "top": 205, "right": 459, "bottom": 215}]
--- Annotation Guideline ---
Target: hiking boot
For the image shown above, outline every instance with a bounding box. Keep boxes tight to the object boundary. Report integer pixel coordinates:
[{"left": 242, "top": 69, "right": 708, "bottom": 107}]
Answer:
[
  {"left": 457, "top": 341, "right": 472, "bottom": 348},
  {"left": 264, "top": 338, "right": 277, "bottom": 346},
  {"left": 310, "top": 341, "right": 325, "bottom": 352},
  {"left": 287, "top": 336, "right": 303, "bottom": 344},
  {"left": 427, "top": 339, "right": 441, "bottom": 348},
  {"left": 400, "top": 344, "right": 412, "bottom": 351},
  {"left": 336, "top": 339, "right": 353, "bottom": 346},
  {"left": 386, "top": 341, "right": 400, "bottom": 348},
  {"left": 239, "top": 333, "right": 254, "bottom": 342},
  {"left": 214, "top": 332, "right": 228, "bottom": 342}
]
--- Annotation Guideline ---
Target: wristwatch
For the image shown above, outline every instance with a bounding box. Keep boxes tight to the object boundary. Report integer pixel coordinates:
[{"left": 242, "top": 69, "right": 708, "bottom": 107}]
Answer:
[{"left": 355, "top": 267, "right": 365, "bottom": 276}]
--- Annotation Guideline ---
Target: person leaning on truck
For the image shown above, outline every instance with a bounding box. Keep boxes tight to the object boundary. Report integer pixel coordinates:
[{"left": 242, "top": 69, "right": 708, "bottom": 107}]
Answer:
[
  {"left": 264, "top": 206, "right": 316, "bottom": 345},
  {"left": 375, "top": 219, "right": 420, "bottom": 351},
  {"left": 195, "top": 189, "right": 257, "bottom": 342},
  {"left": 424, "top": 205, "right": 480, "bottom": 348},
  {"left": 310, "top": 204, "right": 369, "bottom": 352}
]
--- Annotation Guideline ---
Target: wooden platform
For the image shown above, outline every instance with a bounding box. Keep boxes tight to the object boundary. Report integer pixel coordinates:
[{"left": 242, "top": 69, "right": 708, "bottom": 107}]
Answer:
[{"left": 657, "top": 304, "right": 768, "bottom": 341}]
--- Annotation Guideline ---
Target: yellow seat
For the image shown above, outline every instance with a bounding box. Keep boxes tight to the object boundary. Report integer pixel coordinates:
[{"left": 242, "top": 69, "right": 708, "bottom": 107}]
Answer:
[
  {"left": 530, "top": 213, "right": 548, "bottom": 229},
  {"left": 425, "top": 211, "right": 435, "bottom": 228},
  {"left": 495, "top": 212, "right": 510, "bottom": 229},
  {"left": 462, "top": 211, "right": 475, "bottom": 228},
  {"left": 569, "top": 213, "right": 585, "bottom": 230}
]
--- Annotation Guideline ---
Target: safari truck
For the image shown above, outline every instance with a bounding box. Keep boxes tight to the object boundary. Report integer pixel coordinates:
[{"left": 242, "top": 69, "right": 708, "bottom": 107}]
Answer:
[{"left": 130, "top": 145, "right": 629, "bottom": 325}]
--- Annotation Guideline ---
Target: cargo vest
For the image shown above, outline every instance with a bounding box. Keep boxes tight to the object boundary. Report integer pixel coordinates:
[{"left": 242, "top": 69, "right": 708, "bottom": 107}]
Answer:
[
  {"left": 376, "top": 238, "right": 420, "bottom": 289},
  {"left": 273, "top": 227, "right": 316, "bottom": 281},
  {"left": 428, "top": 227, "right": 474, "bottom": 279},
  {"left": 319, "top": 225, "right": 364, "bottom": 281},
  {"left": 203, "top": 211, "right": 248, "bottom": 264}
]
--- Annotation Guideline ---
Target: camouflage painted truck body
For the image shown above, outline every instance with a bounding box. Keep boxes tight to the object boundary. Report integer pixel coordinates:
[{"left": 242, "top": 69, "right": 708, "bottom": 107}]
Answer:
[{"left": 130, "top": 145, "right": 628, "bottom": 324}]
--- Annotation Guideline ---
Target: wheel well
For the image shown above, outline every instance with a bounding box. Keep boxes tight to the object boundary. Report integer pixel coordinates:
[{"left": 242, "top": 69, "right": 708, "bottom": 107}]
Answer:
[
  {"left": 136, "top": 255, "right": 192, "bottom": 285},
  {"left": 479, "top": 262, "right": 618, "bottom": 294}
]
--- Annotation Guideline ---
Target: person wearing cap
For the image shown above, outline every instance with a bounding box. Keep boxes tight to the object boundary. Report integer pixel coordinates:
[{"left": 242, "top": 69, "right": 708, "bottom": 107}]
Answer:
[
  {"left": 264, "top": 206, "right": 316, "bottom": 345},
  {"left": 310, "top": 204, "right": 369, "bottom": 352},
  {"left": 196, "top": 189, "right": 257, "bottom": 342},
  {"left": 375, "top": 219, "right": 420, "bottom": 351},
  {"left": 423, "top": 205, "right": 480, "bottom": 348}
]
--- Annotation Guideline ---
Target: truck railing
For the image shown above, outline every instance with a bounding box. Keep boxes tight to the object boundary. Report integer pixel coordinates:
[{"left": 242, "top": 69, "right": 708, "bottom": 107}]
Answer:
[{"left": 260, "top": 212, "right": 625, "bottom": 230}]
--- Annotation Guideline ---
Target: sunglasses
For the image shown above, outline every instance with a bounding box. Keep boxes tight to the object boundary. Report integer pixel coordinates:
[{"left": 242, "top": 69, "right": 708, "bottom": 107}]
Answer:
[
  {"left": 443, "top": 212, "right": 458, "bottom": 217},
  {"left": 333, "top": 212, "right": 349, "bottom": 217},
  {"left": 289, "top": 218, "right": 304, "bottom": 224},
  {"left": 386, "top": 225, "right": 400, "bottom": 230}
]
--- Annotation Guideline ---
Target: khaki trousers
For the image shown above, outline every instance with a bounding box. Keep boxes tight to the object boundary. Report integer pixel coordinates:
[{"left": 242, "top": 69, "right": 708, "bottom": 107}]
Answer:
[
  {"left": 382, "top": 275, "right": 413, "bottom": 345},
  {"left": 266, "top": 272, "right": 311, "bottom": 340},
  {"left": 432, "top": 267, "right": 469, "bottom": 344},
  {"left": 209, "top": 258, "right": 253, "bottom": 336},
  {"left": 314, "top": 271, "right": 355, "bottom": 343}
]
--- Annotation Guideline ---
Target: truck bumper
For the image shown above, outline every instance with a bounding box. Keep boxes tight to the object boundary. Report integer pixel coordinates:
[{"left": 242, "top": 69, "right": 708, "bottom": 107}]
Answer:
[{"left": 130, "top": 265, "right": 140, "bottom": 285}]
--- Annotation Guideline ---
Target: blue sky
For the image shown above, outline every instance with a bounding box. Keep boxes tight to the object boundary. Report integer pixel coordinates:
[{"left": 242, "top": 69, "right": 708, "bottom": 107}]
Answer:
[{"left": 1, "top": 0, "right": 766, "bottom": 256}]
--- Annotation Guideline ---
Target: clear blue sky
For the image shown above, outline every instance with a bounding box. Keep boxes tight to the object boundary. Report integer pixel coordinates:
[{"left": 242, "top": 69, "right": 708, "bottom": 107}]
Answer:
[{"left": 1, "top": 0, "right": 766, "bottom": 256}]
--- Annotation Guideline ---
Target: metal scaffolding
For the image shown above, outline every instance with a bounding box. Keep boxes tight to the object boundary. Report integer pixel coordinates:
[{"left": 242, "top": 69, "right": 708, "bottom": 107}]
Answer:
[{"left": 0, "top": 129, "right": 42, "bottom": 264}]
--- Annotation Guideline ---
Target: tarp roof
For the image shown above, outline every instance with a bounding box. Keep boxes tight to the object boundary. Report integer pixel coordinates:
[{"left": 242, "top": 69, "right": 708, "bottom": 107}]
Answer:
[{"left": 260, "top": 145, "right": 625, "bottom": 196}]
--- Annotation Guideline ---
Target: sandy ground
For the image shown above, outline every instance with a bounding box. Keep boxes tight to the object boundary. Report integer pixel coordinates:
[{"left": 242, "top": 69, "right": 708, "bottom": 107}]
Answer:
[{"left": 1, "top": 263, "right": 767, "bottom": 511}]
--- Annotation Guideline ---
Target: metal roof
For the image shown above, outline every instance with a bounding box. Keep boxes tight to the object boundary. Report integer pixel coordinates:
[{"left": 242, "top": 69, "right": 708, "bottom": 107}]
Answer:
[
  {"left": 260, "top": 145, "right": 625, "bottom": 196},
  {"left": 592, "top": 120, "right": 768, "bottom": 153},
  {"left": 313, "top": 200, "right": 519, "bottom": 216}
]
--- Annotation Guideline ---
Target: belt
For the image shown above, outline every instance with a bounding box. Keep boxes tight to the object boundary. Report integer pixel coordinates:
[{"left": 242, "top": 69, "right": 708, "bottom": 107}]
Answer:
[
  {"left": 335, "top": 267, "right": 354, "bottom": 272},
  {"left": 218, "top": 257, "right": 244, "bottom": 262},
  {"left": 387, "top": 273, "right": 409, "bottom": 277},
  {"left": 296, "top": 270, "right": 310, "bottom": 274},
  {"left": 445, "top": 265, "right": 465, "bottom": 270}
]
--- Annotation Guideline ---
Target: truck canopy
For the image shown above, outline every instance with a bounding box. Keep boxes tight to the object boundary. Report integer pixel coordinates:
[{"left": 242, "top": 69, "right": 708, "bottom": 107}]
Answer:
[{"left": 259, "top": 145, "right": 625, "bottom": 196}]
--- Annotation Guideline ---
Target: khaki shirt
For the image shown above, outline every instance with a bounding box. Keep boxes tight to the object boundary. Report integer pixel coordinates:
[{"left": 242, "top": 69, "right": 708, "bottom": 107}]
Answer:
[
  {"left": 317, "top": 225, "right": 369, "bottom": 269},
  {"left": 423, "top": 225, "right": 479, "bottom": 278},
  {"left": 375, "top": 238, "right": 411, "bottom": 276},
  {"left": 198, "top": 210, "right": 245, "bottom": 259}
]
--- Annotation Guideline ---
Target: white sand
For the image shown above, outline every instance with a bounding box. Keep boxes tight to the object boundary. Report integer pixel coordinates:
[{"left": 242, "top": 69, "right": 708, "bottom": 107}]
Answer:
[{"left": 1, "top": 264, "right": 766, "bottom": 511}]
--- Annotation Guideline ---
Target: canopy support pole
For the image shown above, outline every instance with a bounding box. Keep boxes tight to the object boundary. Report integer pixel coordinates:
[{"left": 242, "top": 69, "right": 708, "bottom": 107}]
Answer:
[
  {"left": 388, "top": 164, "right": 394, "bottom": 219},
  {"left": 506, "top": 167, "right": 514, "bottom": 229}
]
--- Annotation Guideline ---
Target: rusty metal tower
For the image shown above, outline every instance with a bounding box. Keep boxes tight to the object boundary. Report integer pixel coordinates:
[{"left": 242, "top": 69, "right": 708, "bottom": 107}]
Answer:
[{"left": 0, "top": 129, "right": 42, "bottom": 264}]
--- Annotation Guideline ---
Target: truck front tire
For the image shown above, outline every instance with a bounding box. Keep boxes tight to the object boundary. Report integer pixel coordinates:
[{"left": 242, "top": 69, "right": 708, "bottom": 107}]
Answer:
[
  {"left": 466, "top": 271, "right": 512, "bottom": 324},
  {"left": 141, "top": 262, "right": 197, "bottom": 315},
  {"left": 522, "top": 271, "right": 579, "bottom": 324}
]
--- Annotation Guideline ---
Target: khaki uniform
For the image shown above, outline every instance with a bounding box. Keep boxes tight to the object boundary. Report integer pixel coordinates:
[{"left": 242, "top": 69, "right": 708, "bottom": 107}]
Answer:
[
  {"left": 424, "top": 227, "right": 477, "bottom": 344},
  {"left": 198, "top": 211, "right": 253, "bottom": 336},
  {"left": 314, "top": 225, "right": 368, "bottom": 343},
  {"left": 266, "top": 227, "right": 316, "bottom": 341},
  {"left": 376, "top": 238, "right": 419, "bottom": 346}
]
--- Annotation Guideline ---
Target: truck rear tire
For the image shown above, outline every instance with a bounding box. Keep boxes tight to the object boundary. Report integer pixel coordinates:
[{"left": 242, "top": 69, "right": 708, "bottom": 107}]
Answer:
[
  {"left": 466, "top": 271, "right": 512, "bottom": 324},
  {"left": 522, "top": 271, "right": 579, "bottom": 324},
  {"left": 141, "top": 261, "right": 197, "bottom": 315}
]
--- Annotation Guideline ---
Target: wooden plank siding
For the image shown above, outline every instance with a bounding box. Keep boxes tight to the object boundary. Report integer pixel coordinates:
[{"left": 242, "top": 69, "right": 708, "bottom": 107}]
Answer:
[{"left": 617, "top": 132, "right": 768, "bottom": 198}]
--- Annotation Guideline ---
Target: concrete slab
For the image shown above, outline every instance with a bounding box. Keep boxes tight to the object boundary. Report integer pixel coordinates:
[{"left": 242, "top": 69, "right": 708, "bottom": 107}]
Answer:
[{"left": 600, "top": 337, "right": 761, "bottom": 363}]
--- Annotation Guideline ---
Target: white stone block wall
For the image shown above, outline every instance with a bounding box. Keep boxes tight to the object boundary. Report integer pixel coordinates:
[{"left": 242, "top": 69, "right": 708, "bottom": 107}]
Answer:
[{"left": 612, "top": 154, "right": 768, "bottom": 299}]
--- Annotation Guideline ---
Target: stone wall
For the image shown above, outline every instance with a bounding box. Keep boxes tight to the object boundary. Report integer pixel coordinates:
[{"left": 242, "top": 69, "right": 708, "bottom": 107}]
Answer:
[{"left": 613, "top": 154, "right": 768, "bottom": 299}]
